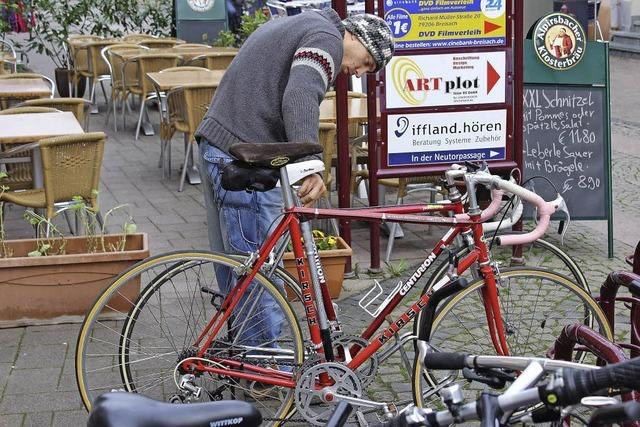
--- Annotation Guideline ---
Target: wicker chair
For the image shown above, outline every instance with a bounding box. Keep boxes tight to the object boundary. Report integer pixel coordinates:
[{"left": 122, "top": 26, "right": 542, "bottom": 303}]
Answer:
[
  {"left": 353, "top": 166, "right": 443, "bottom": 261},
  {"left": 0, "top": 40, "right": 17, "bottom": 74},
  {"left": 17, "top": 98, "right": 90, "bottom": 130},
  {"left": 0, "top": 132, "right": 106, "bottom": 234},
  {"left": 67, "top": 35, "right": 103, "bottom": 97},
  {"left": 101, "top": 43, "right": 148, "bottom": 131},
  {"left": 122, "top": 34, "right": 156, "bottom": 43},
  {"left": 187, "top": 52, "right": 237, "bottom": 70},
  {"left": 79, "top": 40, "right": 119, "bottom": 112},
  {"left": 175, "top": 43, "right": 212, "bottom": 49},
  {"left": 317, "top": 122, "right": 339, "bottom": 235},
  {"left": 0, "top": 107, "right": 62, "bottom": 192},
  {"left": 138, "top": 38, "right": 185, "bottom": 49},
  {"left": 124, "top": 53, "right": 181, "bottom": 140},
  {"left": 165, "top": 83, "right": 217, "bottom": 191}
]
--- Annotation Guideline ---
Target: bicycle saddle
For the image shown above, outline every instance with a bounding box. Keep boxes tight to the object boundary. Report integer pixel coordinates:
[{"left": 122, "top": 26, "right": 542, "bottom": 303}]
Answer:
[
  {"left": 229, "top": 142, "right": 323, "bottom": 168},
  {"left": 87, "top": 392, "right": 262, "bottom": 427}
]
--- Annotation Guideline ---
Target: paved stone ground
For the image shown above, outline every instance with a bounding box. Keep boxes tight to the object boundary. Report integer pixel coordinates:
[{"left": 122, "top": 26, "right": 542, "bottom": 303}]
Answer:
[{"left": 0, "top": 53, "right": 639, "bottom": 426}]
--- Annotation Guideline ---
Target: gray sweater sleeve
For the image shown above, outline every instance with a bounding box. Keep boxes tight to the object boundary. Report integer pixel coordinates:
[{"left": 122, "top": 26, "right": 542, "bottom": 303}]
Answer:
[{"left": 281, "top": 31, "right": 343, "bottom": 160}]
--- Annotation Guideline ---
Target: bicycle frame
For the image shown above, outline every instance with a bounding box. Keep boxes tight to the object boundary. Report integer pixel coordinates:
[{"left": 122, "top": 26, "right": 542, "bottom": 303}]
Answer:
[{"left": 186, "top": 192, "right": 513, "bottom": 389}]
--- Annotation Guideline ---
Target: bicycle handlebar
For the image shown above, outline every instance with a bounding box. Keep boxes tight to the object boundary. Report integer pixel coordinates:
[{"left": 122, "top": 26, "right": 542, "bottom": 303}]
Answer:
[
  {"left": 469, "top": 172, "right": 567, "bottom": 247},
  {"left": 380, "top": 354, "right": 640, "bottom": 427}
]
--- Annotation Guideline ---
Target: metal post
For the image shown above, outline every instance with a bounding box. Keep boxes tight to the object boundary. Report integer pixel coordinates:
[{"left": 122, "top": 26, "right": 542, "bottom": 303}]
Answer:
[{"left": 333, "top": 0, "right": 352, "bottom": 274}]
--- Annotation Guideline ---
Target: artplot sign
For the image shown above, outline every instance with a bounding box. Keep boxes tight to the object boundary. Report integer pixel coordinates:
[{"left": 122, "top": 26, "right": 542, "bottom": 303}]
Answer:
[
  {"left": 386, "top": 109, "right": 507, "bottom": 166},
  {"left": 386, "top": 51, "right": 505, "bottom": 109},
  {"left": 533, "top": 12, "right": 586, "bottom": 70},
  {"left": 384, "top": 0, "right": 506, "bottom": 50}
]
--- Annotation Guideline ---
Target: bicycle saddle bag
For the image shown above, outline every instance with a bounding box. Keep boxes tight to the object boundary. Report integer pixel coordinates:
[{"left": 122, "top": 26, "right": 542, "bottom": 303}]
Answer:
[
  {"left": 221, "top": 160, "right": 280, "bottom": 192},
  {"left": 87, "top": 392, "right": 262, "bottom": 427}
]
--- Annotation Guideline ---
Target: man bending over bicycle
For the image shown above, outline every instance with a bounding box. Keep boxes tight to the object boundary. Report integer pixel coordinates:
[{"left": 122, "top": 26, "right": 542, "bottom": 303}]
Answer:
[{"left": 194, "top": 13, "right": 394, "bottom": 351}]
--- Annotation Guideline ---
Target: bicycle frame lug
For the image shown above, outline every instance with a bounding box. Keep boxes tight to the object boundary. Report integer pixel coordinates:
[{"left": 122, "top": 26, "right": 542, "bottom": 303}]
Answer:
[
  {"left": 259, "top": 250, "right": 276, "bottom": 274},
  {"left": 233, "top": 251, "right": 259, "bottom": 276}
]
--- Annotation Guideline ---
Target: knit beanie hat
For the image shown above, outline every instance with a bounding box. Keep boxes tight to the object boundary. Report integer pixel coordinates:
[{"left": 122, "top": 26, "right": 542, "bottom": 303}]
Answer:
[{"left": 343, "top": 14, "right": 394, "bottom": 72}]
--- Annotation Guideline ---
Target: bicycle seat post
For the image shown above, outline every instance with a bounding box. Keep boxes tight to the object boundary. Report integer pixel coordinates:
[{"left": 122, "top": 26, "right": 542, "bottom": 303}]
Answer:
[{"left": 279, "top": 165, "right": 295, "bottom": 209}]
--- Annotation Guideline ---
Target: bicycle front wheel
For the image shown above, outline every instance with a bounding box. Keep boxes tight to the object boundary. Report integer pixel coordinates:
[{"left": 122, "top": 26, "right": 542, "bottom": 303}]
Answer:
[
  {"left": 412, "top": 267, "right": 612, "bottom": 408},
  {"left": 76, "top": 251, "right": 304, "bottom": 425}
]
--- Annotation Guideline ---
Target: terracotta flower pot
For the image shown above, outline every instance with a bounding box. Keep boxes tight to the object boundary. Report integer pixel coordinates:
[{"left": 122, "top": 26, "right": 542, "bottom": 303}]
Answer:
[
  {"left": 283, "top": 236, "right": 352, "bottom": 300},
  {"left": 0, "top": 233, "right": 149, "bottom": 327}
]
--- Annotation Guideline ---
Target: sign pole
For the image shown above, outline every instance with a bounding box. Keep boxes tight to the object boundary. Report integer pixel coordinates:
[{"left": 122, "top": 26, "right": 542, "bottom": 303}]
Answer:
[
  {"left": 333, "top": 0, "right": 353, "bottom": 274},
  {"left": 366, "top": 0, "right": 383, "bottom": 272},
  {"left": 604, "top": 41, "right": 613, "bottom": 258}
]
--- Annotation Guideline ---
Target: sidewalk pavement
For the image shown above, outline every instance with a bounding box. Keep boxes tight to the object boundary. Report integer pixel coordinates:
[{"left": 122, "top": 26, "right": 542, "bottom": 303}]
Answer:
[{"left": 0, "top": 53, "right": 639, "bottom": 426}]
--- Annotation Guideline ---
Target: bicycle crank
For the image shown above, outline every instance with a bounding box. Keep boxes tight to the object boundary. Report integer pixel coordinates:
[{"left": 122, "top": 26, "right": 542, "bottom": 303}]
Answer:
[
  {"left": 295, "top": 362, "right": 363, "bottom": 426},
  {"left": 332, "top": 334, "right": 379, "bottom": 388}
]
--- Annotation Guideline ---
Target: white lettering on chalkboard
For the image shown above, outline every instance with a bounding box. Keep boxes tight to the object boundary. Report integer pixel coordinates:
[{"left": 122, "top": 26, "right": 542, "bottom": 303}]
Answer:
[{"left": 522, "top": 87, "right": 605, "bottom": 219}]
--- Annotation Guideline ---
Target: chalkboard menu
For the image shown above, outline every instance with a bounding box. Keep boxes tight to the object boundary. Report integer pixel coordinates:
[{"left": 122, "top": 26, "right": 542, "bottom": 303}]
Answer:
[{"left": 523, "top": 85, "right": 607, "bottom": 219}]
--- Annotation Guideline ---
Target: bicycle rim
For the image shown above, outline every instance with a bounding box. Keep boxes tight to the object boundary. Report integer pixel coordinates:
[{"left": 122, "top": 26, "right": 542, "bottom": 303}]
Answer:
[
  {"left": 412, "top": 267, "right": 612, "bottom": 411},
  {"left": 75, "top": 251, "right": 304, "bottom": 425}
]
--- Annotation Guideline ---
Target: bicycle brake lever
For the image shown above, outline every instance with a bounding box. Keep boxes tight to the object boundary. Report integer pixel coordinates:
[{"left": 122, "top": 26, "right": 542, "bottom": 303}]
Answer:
[
  {"left": 554, "top": 195, "right": 570, "bottom": 245},
  {"left": 462, "top": 367, "right": 515, "bottom": 389}
]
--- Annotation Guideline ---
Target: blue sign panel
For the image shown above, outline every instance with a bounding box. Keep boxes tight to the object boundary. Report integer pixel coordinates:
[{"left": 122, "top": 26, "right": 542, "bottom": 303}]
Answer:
[
  {"left": 389, "top": 147, "right": 505, "bottom": 166},
  {"left": 384, "top": 0, "right": 507, "bottom": 50}
]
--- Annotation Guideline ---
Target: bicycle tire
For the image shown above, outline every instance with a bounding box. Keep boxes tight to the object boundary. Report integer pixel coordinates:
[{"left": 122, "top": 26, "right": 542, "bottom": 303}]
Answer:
[
  {"left": 411, "top": 267, "right": 612, "bottom": 410},
  {"left": 76, "top": 250, "right": 304, "bottom": 426}
]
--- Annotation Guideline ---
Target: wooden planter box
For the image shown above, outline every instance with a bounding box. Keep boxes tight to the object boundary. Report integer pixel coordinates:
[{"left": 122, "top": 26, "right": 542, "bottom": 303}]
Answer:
[
  {"left": 0, "top": 233, "right": 149, "bottom": 328},
  {"left": 283, "top": 236, "right": 352, "bottom": 300}
]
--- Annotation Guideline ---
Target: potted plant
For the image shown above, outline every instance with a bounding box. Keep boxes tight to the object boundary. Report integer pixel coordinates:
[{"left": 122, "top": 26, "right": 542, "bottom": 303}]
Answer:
[
  {"left": 214, "top": 9, "right": 269, "bottom": 48},
  {"left": 283, "top": 230, "right": 352, "bottom": 299},
  {"left": 23, "top": 0, "right": 95, "bottom": 96},
  {"left": 0, "top": 188, "right": 149, "bottom": 327}
]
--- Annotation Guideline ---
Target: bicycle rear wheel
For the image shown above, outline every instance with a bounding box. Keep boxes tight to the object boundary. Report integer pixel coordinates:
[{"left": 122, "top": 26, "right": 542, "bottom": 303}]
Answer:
[
  {"left": 76, "top": 251, "right": 304, "bottom": 425},
  {"left": 412, "top": 267, "right": 612, "bottom": 410}
]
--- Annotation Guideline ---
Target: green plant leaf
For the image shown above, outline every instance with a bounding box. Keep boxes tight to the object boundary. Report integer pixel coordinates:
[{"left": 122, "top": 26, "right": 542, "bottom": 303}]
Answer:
[{"left": 27, "top": 250, "right": 42, "bottom": 257}]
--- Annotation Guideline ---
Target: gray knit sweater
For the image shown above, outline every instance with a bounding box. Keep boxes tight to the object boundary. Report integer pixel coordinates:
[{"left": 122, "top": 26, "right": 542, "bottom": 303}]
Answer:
[{"left": 194, "top": 9, "right": 345, "bottom": 161}]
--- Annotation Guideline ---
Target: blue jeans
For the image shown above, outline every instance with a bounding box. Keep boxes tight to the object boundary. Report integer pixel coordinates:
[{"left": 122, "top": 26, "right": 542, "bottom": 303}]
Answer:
[{"left": 199, "top": 142, "right": 286, "bottom": 349}]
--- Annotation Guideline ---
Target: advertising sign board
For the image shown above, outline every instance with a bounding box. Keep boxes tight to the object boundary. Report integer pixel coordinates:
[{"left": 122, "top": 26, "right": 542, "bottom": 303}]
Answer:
[
  {"left": 384, "top": 0, "right": 507, "bottom": 50},
  {"left": 386, "top": 51, "right": 506, "bottom": 109},
  {"left": 386, "top": 109, "right": 507, "bottom": 166}
]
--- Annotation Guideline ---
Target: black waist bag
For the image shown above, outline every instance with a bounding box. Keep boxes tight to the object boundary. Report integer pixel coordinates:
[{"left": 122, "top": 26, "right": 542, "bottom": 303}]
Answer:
[{"left": 221, "top": 160, "right": 280, "bottom": 192}]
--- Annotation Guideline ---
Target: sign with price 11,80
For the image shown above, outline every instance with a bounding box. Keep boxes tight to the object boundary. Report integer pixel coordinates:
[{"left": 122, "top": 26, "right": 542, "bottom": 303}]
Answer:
[{"left": 384, "top": 0, "right": 507, "bottom": 50}]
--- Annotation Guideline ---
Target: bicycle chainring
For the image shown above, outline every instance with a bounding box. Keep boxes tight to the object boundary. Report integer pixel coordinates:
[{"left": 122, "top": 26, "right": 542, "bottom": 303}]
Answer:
[
  {"left": 294, "top": 361, "right": 362, "bottom": 426},
  {"left": 332, "top": 334, "right": 378, "bottom": 388}
]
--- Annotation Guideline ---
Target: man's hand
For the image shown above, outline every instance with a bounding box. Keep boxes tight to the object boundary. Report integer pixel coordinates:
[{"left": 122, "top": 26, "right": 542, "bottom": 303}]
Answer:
[{"left": 298, "top": 174, "right": 326, "bottom": 207}]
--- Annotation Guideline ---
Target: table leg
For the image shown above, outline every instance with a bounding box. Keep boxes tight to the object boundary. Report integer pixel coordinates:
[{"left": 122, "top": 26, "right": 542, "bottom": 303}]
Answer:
[{"left": 32, "top": 147, "right": 43, "bottom": 188}]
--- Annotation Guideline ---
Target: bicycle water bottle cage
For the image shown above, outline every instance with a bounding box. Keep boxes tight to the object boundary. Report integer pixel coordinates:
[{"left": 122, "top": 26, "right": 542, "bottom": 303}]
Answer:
[{"left": 358, "top": 280, "right": 402, "bottom": 317}]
